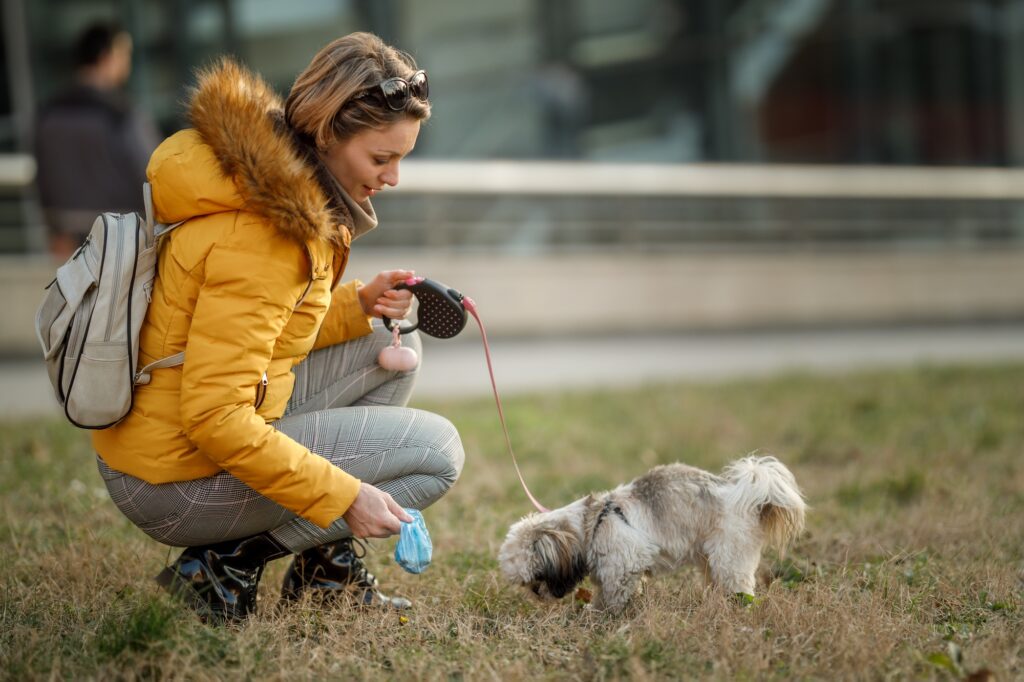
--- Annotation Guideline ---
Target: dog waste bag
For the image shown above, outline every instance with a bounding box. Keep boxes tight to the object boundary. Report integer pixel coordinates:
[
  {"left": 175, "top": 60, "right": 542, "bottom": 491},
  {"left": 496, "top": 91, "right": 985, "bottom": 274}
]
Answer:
[{"left": 395, "top": 508, "right": 432, "bottom": 574}]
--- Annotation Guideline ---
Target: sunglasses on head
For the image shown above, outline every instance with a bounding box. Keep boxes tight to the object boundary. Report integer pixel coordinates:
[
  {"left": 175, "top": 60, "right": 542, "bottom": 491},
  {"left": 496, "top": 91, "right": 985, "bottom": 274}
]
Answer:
[{"left": 353, "top": 70, "right": 429, "bottom": 111}]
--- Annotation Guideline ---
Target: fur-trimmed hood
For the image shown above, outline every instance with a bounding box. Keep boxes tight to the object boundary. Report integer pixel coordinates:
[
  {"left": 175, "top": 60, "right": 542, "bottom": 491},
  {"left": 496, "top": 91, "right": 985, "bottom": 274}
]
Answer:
[{"left": 147, "top": 58, "right": 355, "bottom": 246}]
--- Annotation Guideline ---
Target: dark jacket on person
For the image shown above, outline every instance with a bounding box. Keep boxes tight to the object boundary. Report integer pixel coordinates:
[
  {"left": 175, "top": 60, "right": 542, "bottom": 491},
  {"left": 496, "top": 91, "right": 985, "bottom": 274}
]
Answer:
[{"left": 34, "top": 83, "right": 160, "bottom": 238}]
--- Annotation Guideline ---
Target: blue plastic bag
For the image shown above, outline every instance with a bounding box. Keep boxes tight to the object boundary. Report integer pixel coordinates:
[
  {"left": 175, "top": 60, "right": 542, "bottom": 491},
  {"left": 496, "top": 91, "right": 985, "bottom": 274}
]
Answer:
[{"left": 394, "top": 508, "right": 432, "bottom": 574}]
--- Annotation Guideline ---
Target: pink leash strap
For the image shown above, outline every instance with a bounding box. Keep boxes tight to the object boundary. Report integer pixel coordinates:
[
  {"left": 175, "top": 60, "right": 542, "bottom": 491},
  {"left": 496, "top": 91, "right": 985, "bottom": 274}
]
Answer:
[{"left": 462, "top": 296, "right": 550, "bottom": 513}]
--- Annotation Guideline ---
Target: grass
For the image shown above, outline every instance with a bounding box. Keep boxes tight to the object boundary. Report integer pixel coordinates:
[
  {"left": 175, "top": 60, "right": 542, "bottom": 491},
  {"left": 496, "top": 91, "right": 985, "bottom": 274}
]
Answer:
[{"left": 1, "top": 362, "right": 1023, "bottom": 680}]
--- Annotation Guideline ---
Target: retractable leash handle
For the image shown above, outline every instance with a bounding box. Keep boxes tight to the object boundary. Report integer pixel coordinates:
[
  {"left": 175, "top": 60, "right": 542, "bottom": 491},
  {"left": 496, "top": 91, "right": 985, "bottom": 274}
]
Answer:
[
  {"left": 382, "top": 277, "right": 468, "bottom": 339},
  {"left": 381, "top": 276, "right": 549, "bottom": 514}
]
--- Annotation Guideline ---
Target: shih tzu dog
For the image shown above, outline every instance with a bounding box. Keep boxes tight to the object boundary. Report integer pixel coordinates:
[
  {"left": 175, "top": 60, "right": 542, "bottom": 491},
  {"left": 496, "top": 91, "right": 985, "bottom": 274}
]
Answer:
[{"left": 498, "top": 456, "right": 806, "bottom": 615}]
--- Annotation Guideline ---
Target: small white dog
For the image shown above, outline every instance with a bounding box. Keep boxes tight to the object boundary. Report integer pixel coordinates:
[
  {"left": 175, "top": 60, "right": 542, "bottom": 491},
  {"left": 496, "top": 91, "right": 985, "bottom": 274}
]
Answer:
[{"left": 498, "top": 456, "right": 806, "bottom": 614}]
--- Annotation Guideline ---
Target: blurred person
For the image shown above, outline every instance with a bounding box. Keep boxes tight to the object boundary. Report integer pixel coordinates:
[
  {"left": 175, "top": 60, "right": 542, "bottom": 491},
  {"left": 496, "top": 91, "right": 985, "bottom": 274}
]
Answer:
[
  {"left": 92, "top": 33, "right": 463, "bottom": 621},
  {"left": 34, "top": 21, "right": 160, "bottom": 260}
]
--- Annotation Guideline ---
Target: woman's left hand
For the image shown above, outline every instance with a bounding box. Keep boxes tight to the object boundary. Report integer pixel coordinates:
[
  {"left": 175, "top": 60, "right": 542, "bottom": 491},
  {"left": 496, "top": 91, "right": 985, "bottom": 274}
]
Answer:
[{"left": 357, "top": 269, "right": 416, "bottom": 319}]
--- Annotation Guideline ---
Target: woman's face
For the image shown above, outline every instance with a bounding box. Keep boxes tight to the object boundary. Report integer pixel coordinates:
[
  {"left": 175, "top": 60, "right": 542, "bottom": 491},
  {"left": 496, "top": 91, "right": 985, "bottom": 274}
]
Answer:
[{"left": 321, "top": 118, "right": 421, "bottom": 202}]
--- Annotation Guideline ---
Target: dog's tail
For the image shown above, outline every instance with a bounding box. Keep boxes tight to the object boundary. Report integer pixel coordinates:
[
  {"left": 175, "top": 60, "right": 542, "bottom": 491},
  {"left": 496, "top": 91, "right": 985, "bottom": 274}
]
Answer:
[{"left": 721, "top": 455, "right": 806, "bottom": 551}]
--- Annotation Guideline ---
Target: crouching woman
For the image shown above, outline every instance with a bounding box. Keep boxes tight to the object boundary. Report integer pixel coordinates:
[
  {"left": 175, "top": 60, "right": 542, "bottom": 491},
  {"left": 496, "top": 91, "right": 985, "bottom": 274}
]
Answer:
[{"left": 92, "top": 33, "right": 464, "bottom": 621}]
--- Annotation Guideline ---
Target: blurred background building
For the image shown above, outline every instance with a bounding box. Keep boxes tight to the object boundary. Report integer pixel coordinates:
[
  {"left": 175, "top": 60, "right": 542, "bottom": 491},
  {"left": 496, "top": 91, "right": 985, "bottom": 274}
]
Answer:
[
  {"left": 7, "top": 0, "right": 1024, "bottom": 165},
  {"left": 2, "top": 0, "right": 1024, "bottom": 350}
]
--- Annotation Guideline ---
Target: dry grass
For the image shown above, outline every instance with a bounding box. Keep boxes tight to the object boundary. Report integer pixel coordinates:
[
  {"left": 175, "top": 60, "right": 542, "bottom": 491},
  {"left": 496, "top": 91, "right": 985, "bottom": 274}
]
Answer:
[{"left": 1, "top": 363, "right": 1022, "bottom": 680}]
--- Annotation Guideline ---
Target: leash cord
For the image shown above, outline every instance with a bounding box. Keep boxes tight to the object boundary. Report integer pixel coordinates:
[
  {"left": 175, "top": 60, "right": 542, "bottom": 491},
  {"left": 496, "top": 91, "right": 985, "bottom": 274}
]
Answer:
[{"left": 462, "top": 296, "right": 550, "bottom": 513}]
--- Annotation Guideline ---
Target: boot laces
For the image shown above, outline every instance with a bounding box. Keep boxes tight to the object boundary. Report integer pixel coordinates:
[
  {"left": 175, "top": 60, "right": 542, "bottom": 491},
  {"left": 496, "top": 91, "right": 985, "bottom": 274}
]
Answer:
[
  {"left": 349, "top": 537, "right": 368, "bottom": 558},
  {"left": 343, "top": 538, "right": 376, "bottom": 588}
]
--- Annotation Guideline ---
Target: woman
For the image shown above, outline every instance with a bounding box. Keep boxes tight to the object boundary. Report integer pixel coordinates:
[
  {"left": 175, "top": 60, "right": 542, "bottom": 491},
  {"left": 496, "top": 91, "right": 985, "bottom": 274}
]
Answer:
[{"left": 92, "top": 33, "right": 464, "bottom": 621}]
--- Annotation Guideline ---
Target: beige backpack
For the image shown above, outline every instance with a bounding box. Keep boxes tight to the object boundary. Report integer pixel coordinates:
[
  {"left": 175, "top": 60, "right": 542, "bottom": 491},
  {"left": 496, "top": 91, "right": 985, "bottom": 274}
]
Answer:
[{"left": 35, "top": 183, "right": 184, "bottom": 428}]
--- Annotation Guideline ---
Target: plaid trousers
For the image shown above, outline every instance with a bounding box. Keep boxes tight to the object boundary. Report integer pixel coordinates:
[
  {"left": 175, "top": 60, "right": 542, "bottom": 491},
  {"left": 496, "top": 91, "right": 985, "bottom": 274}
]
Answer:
[{"left": 97, "top": 325, "right": 464, "bottom": 552}]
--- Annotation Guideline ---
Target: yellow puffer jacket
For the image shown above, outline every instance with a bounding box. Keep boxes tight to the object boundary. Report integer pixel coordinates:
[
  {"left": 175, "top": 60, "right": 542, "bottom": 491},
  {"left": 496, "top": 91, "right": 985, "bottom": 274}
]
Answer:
[{"left": 93, "top": 60, "right": 373, "bottom": 528}]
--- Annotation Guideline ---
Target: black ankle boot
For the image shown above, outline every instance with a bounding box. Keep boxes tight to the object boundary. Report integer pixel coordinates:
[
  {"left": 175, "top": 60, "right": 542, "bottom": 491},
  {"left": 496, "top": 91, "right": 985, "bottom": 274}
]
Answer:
[
  {"left": 155, "top": 532, "right": 289, "bottom": 622},
  {"left": 281, "top": 538, "right": 412, "bottom": 609}
]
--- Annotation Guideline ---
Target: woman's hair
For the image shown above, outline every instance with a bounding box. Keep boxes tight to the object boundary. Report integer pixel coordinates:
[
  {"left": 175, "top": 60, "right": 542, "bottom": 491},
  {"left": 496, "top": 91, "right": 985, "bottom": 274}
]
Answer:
[{"left": 285, "top": 32, "right": 431, "bottom": 149}]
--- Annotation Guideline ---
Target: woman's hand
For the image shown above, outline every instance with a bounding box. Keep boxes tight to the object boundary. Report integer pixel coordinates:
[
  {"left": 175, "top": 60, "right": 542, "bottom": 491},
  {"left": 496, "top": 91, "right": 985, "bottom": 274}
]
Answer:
[
  {"left": 342, "top": 482, "right": 414, "bottom": 539},
  {"left": 357, "top": 269, "right": 416, "bottom": 319}
]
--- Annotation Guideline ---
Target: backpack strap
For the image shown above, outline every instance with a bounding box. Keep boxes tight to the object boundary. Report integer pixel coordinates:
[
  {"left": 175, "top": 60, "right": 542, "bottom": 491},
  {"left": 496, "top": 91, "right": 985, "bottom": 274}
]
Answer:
[
  {"left": 135, "top": 352, "right": 185, "bottom": 386},
  {"left": 143, "top": 182, "right": 158, "bottom": 243},
  {"left": 155, "top": 220, "right": 186, "bottom": 238}
]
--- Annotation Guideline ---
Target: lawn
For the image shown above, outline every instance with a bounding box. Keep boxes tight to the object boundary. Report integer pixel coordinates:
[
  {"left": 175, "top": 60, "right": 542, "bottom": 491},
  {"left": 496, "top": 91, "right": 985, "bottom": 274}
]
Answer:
[{"left": 1, "top": 363, "right": 1022, "bottom": 680}]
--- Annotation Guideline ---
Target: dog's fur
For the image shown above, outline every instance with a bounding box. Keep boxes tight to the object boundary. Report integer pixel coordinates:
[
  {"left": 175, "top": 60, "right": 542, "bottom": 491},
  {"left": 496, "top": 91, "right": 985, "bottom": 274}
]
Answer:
[{"left": 498, "top": 456, "right": 806, "bottom": 614}]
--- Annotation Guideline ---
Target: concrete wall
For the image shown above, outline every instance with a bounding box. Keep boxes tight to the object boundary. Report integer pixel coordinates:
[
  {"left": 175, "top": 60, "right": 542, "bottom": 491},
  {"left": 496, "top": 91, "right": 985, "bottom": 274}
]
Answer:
[
  {"left": 6, "top": 246, "right": 1023, "bottom": 356},
  {"left": 344, "top": 246, "right": 1024, "bottom": 334}
]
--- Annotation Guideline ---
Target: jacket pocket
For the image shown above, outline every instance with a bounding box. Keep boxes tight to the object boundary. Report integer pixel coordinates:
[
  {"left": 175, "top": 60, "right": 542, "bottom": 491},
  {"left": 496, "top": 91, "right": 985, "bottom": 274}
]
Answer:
[{"left": 254, "top": 371, "right": 268, "bottom": 409}]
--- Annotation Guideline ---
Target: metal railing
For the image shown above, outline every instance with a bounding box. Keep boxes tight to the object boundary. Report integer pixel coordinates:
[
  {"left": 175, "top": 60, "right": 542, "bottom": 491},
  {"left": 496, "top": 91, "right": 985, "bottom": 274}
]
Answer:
[
  {"left": 0, "top": 154, "right": 35, "bottom": 188},
  {"left": 368, "top": 161, "right": 1024, "bottom": 251},
  {"left": 393, "top": 161, "right": 1024, "bottom": 200},
  {"left": 3, "top": 155, "right": 1024, "bottom": 252},
  {"left": 9, "top": 153, "right": 1024, "bottom": 198},
  {"left": 0, "top": 154, "right": 39, "bottom": 252}
]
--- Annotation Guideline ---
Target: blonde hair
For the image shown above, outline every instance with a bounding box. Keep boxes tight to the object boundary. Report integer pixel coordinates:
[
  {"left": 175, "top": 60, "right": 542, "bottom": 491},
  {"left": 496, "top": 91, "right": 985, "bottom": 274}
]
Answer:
[{"left": 285, "top": 32, "right": 431, "bottom": 149}]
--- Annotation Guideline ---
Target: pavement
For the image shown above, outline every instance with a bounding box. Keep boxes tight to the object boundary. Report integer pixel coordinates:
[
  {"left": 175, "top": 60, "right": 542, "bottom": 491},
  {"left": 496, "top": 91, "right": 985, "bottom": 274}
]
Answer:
[{"left": 4, "top": 323, "right": 1024, "bottom": 418}]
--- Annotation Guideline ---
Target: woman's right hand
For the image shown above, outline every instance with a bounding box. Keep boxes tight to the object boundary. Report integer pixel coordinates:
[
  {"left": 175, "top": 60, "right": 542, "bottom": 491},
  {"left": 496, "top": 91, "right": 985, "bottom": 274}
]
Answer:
[
  {"left": 357, "top": 269, "right": 416, "bottom": 319},
  {"left": 342, "top": 483, "right": 414, "bottom": 539}
]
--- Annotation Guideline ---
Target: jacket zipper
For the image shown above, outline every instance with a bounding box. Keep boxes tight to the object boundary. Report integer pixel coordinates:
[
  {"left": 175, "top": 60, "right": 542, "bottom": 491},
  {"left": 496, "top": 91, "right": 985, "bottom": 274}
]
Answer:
[{"left": 255, "top": 371, "right": 268, "bottom": 409}]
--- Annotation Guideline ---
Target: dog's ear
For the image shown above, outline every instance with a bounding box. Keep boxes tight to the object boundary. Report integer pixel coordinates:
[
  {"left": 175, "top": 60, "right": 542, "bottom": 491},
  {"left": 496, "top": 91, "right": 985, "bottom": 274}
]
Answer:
[{"left": 533, "top": 528, "right": 587, "bottom": 599}]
